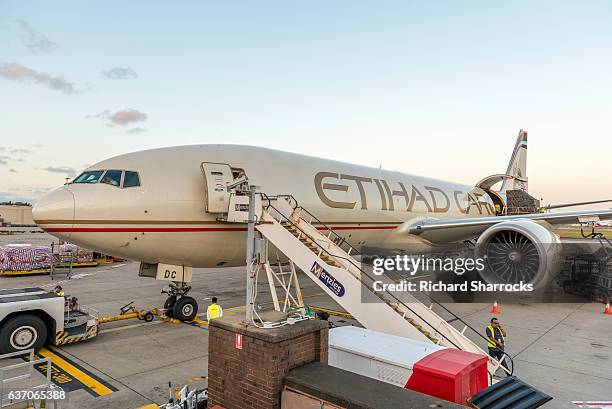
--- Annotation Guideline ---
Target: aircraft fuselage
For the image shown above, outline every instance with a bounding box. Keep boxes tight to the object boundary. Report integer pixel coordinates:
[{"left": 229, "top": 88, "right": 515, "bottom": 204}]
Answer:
[{"left": 33, "top": 145, "right": 494, "bottom": 267}]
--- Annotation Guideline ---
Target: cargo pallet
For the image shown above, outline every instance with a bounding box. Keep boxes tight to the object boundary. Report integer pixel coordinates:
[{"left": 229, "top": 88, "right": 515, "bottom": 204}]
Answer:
[{"left": 0, "top": 257, "right": 126, "bottom": 276}]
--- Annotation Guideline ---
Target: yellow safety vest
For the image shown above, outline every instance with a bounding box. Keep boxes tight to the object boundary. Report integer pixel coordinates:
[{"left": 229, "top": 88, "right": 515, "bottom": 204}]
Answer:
[
  {"left": 57, "top": 291, "right": 65, "bottom": 297},
  {"left": 487, "top": 325, "right": 505, "bottom": 349},
  {"left": 208, "top": 304, "right": 221, "bottom": 320}
]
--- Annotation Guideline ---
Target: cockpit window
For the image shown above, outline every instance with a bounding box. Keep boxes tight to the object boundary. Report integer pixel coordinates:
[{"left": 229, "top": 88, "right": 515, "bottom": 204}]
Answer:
[
  {"left": 123, "top": 171, "right": 140, "bottom": 188},
  {"left": 100, "top": 170, "right": 122, "bottom": 187},
  {"left": 71, "top": 169, "right": 140, "bottom": 188},
  {"left": 73, "top": 170, "right": 104, "bottom": 184}
]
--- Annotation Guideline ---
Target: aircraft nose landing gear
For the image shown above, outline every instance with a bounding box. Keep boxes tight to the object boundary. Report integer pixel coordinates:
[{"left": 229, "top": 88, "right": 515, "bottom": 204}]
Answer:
[{"left": 161, "top": 282, "right": 198, "bottom": 321}]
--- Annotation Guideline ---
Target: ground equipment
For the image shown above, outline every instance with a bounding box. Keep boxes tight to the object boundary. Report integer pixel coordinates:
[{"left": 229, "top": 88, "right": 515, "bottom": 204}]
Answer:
[
  {"left": 0, "top": 287, "right": 175, "bottom": 353},
  {"left": 0, "top": 288, "right": 98, "bottom": 354},
  {"left": 97, "top": 301, "right": 158, "bottom": 324}
]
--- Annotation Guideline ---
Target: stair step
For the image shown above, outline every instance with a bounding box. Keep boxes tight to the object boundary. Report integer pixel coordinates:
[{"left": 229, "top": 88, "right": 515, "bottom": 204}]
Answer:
[
  {"left": 321, "top": 261, "right": 340, "bottom": 268},
  {"left": 389, "top": 306, "right": 440, "bottom": 341},
  {"left": 267, "top": 207, "right": 458, "bottom": 350}
]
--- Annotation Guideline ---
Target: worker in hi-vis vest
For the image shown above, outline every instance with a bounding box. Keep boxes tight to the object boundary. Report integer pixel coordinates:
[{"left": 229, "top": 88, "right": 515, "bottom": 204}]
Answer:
[
  {"left": 207, "top": 297, "right": 223, "bottom": 321},
  {"left": 54, "top": 285, "right": 65, "bottom": 298},
  {"left": 486, "top": 317, "right": 509, "bottom": 374}
]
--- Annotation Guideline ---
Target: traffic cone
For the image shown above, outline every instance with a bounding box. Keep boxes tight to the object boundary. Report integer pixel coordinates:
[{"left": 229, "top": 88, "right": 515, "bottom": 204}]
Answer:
[
  {"left": 491, "top": 301, "right": 500, "bottom": 315},
  {"left": 604, "top": 302, "right": 612, "bottom": 315}
]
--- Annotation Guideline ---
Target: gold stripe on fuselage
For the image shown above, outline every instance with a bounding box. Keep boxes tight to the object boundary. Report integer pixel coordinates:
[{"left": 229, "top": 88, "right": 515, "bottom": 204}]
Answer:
[{"left": 35, "top": 219, "right": 402, "bottom": 226}]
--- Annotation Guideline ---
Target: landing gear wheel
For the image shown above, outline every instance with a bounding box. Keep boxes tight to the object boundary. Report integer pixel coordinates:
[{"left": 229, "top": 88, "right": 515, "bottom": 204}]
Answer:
[
  {"left": 164, "top": 295, "right": 177, "bottom": 318},
  {"left": 0, "top": 314, "right": 47, "bottom": 354},
  {"left": 143, "top": 312, "right": 155, "bottom": 322},
  {"left": 173, "top": 296, "right": 198, "bottom": 321}
]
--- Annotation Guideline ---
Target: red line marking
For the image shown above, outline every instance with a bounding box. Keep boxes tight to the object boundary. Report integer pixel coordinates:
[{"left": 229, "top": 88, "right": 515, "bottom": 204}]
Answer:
[
  {"left": 43, "top": 225, "right": 398, "bottom": 233},
  {"left": 44, "top": 227, "right": 247, "bottom": 233}
]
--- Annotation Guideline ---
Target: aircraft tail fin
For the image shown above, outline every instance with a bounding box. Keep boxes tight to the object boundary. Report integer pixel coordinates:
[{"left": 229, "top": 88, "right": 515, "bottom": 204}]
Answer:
[{"left": 500, "top": 129, "right": 528, "bottom": 192}]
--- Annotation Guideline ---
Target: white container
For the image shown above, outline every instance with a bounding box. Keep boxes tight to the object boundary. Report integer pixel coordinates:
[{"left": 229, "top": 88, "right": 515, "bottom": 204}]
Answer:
[{"left": 329, "top": 326, "right": 445, "bottom": 387}]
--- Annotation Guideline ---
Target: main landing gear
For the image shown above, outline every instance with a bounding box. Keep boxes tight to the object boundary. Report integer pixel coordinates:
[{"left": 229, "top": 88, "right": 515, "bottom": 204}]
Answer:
[{"left": 161, "top": 282, "right": 198, "bottom": 322}]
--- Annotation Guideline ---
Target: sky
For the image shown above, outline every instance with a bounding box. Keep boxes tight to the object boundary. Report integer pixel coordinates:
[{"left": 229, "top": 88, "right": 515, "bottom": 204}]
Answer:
[{"left": 1, "top": 1, "right": 611, "bottom": 207}]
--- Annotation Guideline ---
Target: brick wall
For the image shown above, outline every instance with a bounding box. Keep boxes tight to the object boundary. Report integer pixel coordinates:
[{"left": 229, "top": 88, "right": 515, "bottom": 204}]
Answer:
[{"left": 208, "top": 317, "right": 328, "bottom": 409}]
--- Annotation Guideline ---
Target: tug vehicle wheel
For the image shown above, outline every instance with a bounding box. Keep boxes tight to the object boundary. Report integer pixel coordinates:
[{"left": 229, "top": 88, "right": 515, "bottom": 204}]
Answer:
[
  {"left": 173, "top": 296, "right": 198, "bottom": 321},
  {"left": 0, "top": 314, "right": 47, "bottom": 354},
  {"left": 143, "top": 312, "right": 155, "bottom": 322}
]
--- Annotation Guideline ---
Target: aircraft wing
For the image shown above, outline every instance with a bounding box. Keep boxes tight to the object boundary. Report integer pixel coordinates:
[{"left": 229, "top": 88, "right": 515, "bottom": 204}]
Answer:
[
  {"left": 545, "top": 199, "right": 612, "bottom": 210},
  {"left": 404, "top": 209, "right": 612, "bottom": 244}
]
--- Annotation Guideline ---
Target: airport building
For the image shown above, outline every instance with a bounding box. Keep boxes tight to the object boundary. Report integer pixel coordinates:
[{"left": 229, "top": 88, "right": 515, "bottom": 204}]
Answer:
[{"left": 0, "top": 204, "right": 35, "bottom": 226}]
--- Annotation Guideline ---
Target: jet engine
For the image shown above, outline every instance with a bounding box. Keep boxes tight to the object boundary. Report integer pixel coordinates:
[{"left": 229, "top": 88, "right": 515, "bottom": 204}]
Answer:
[{"left": 475, "top": 219, "right": 562, "bottom": 289}]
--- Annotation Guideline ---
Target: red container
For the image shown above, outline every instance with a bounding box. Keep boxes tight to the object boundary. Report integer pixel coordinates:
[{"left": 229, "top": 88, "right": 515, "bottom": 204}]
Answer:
[{"left": 405, "top": 349, "right": 488, "bottom": 404}]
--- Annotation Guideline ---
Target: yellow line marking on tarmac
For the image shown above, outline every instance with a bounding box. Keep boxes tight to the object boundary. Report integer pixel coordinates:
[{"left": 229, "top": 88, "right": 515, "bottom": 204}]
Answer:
[
  {"left": 99, "top": 321, "right": 164, "bottom": 334},
  {"left": 98, "top": 305, "right": 246, "bottom": 334},
  {"left": 38, "top": 348, "right": 114, "bottom": 396},
  {"left": 308, "top": 306, "right": 354, "bottom": 319},
  {"left": 98, "top": 290, "right": 331, "bottom": 335},
  {"left": 188, "top": 316, "right": 209, "bottom": 326}
]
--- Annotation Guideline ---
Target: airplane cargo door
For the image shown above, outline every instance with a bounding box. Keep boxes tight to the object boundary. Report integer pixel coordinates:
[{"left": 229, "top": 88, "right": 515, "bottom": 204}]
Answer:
[{"left": 201, "top": 162, "right": 233, "bottom": 213}]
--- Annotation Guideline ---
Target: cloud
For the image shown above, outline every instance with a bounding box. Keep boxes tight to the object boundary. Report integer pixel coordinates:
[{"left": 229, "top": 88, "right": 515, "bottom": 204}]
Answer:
[
  {"left": 102, "top": 67, "right": 138, "bottom": 80},
  {"left": 0, "top": 145, "right": 41, "bottom": 166},
  {"left": 127, "top": 127, "right": 146, "bottom": 134},
  {"left": 9, "top": 169, "right": 17, "bottom": 173},
  {"left": 43, "top": 166, "right": 76, "bottom": 177},
  {"left": 34, "top": 188, "right": 52, "bottom": 195},
  {"left": 2, "top": 187, "right": 51, "bottom": 203},
  {"left": 17, "top": 19, "right": 57, "bottom": 53},
  {"left": 91, "top": 108, "right": 148, "bottom": 127},
  {"left": 10, "top": 148, "right": 31, "bottom": 155},
  {"left": 0, "top": 192, "right": 20, "bottom": 202},
  {"left": 0, "top": 62, "right": 81, "bottom": 94}
]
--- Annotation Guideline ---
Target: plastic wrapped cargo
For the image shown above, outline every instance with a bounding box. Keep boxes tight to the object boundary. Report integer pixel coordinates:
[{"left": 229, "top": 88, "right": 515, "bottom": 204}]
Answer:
[
  {"left": 59, "top": 243, "right": 94, "bottom": 263},
  {"left": 0, "top": 245, "right": 53, "bottom": 271}
]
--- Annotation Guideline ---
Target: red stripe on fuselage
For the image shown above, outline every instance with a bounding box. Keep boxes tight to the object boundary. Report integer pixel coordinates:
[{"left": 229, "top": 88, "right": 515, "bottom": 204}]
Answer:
[{"left": 42, "top": 225, "right": 398, "bottom": 233}]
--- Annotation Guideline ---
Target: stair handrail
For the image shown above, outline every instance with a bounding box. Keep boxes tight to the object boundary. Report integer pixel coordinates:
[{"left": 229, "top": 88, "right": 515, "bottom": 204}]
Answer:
[
  {"left": 261, "top": 193, "right": 362, "bottom": 256},
  {"left": 259, "top": 194, "right": 512, "bottom": 378},
  {"left": 261, "top": 200, "right": 467, "bottom": 347}
]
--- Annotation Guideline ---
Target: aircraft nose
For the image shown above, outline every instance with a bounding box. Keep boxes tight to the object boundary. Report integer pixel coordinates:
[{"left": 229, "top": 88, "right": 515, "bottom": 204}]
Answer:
[{"left": 33, "top": 187, "right": 75, "bottom": 238}]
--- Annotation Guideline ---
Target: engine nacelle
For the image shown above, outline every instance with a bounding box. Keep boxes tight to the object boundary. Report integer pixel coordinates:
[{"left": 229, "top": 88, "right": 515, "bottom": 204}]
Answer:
[{"left": 475, "top": 220, "right": 563, "bottom": 289}]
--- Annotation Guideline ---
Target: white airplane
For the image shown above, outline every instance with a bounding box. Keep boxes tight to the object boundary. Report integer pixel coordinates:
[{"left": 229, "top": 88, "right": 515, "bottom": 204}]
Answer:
[{"left": 33, "top": 130, "right": 612, "bottom": 316}]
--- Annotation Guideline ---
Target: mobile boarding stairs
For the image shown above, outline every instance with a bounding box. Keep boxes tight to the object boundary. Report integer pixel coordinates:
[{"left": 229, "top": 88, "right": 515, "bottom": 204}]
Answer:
[{"left": 221, "top": 191, "right": 510, "bottom": 380}]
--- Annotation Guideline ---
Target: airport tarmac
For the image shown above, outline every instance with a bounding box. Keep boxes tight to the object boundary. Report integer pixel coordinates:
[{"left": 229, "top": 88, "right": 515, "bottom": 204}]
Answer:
[
  {"left": 0, "top": 229, "right": 50, "bottom": 247},
  {"left": 0, "top": 260, "right": 610, "bottom": 408}
]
